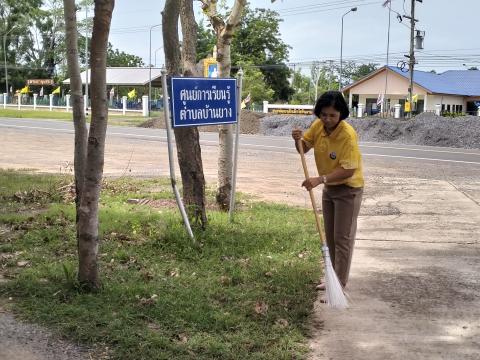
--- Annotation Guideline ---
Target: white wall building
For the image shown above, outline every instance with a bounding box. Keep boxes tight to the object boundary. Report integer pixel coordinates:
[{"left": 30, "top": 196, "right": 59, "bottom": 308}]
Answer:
[{"left": 342, "top": 66, "right": 480, "bottom": 116}]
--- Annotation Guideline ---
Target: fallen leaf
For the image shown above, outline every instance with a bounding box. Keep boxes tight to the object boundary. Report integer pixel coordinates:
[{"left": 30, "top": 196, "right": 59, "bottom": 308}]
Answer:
[
  {"left": 138, "top": 294, "right": 158, "bottom": 306},
  {"left": 254, "top": 301, "right": 268, "bottom": 315},
  {"left": 166, "top": 269, "right": 179, "bottom": 277},
  {"left": 176, "top": 333, "right": 188, "bottom": 343},
  {"left": 220, "top": 276, "right": 231, "bottom": 285},
  {"left": 141, "top": 270, "right": 154, "bottom": 281},
  {"left": 275, "top": 318, "right": 289, "bottom": 328}
]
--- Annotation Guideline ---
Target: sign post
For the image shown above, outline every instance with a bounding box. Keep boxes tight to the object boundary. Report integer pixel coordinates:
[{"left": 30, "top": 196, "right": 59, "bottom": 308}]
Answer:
[
  {"left": 229, "top": 69, "right": 243, "bottom": 222},
  {"left": 161, "top": 72, "right": 195, "bottom": 242},
  {"left": 164, "top": 74, "right": 241, "bottom": 237}
]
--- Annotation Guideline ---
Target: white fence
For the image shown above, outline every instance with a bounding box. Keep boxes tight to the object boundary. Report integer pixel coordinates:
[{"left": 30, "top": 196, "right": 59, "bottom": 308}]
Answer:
[{"left": 1, "top": 93, "right": 150, "bottom": 116}]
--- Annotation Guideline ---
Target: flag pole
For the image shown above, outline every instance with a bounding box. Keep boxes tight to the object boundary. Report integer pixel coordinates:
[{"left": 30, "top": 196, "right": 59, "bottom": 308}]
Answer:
[{"left": 383, "top": 0, "right": 392, "bottom": 117}]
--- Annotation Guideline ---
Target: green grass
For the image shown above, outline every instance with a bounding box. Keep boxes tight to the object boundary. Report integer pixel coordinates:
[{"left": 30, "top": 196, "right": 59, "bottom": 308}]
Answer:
[
  {"left": 0, "top": 108, "right": 77, "bottom": 119},
  {"left": 0, "top": 170, "right": 321, "bottom": 360},
  {"left": 0, "top": 109, "right": 163, "bottom": 127}
]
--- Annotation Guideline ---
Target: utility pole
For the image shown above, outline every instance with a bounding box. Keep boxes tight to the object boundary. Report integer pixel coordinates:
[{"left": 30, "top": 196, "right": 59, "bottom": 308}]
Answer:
[
  {"left": 3, "top": 34, "right": 7, "bottom": 96},
  {"left": 339, "top": 7, "right": 357, "bottom": 91},
  {"left": 404, "top": 0, "right": 422, "bottom": 118},
  {"left": 148, "top": 23, "right": 162, "bottom": 117},
  {"left": 383, "top": 0, "right": 392, "bottom": 118},
  {"left": 85, "top": 5, "right": 89, "bottom": 113},
  {"left": 408, "top": 0, "right": 415, "bottom": 118}
]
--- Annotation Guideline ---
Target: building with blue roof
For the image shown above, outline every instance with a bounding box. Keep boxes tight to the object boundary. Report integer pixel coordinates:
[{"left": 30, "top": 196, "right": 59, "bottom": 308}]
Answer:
[{"left": 342, "top": 66, "right": 480, "bottom": 116}]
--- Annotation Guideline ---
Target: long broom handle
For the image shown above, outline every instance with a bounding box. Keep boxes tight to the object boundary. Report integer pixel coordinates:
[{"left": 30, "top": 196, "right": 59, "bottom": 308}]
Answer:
[{"left": 297, "top": 139, "right": 326, "bottom": 246}]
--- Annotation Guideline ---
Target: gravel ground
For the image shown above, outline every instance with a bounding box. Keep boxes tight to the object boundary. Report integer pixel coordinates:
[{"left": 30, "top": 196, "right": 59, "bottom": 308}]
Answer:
[
  {"left": 260, "top": 112, "right": 480, "bottom": 149},
  {"left": 0, "top": 310, "right": 93, "bottom": 360}
]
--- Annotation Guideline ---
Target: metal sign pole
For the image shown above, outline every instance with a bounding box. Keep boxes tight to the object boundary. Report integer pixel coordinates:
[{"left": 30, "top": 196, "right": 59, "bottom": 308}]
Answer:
[
  {"left": 229, "top": 69, "right": 243, "bottom": 222},
  {"left": 161, "top": 71, "right": 195, "bottom": 242}
]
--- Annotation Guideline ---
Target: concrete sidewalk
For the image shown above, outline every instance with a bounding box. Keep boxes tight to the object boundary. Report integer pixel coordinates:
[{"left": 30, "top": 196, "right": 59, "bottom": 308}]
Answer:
[{"left": 309, "top": 175, "right": 480, "bottom": 360}]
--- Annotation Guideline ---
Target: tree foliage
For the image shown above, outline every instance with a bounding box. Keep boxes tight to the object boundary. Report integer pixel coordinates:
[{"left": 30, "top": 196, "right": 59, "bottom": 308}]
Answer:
[
  {"left": 231, "top": 7, "right": 292, "bottom": 101},
  {"left": 1, "top": 0, "right": 60, "bottom": 88},
  {"left": 239, "top": 61, "right": 274, "bottom": 103},
  {"left": 198, "top": 5, "right": 293, "bottom": 102},
  {"left": 0, "top": 0, "right": 143, "bottom": 92},
  {"left": 290, "top": 69, "right": 312, "bottom": 105},
  {"left": 196, "top": 20, "right": 216, "bottom": 62},
  {"left": 106, "top": 43, "right": 144, "bottom": 67},
  {"left": 339, "top": 62, "right": 379, "bottom": 86}
]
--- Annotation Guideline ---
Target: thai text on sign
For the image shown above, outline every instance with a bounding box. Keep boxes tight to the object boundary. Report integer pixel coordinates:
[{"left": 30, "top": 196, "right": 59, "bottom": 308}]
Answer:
[
  {"left": 171, "top": 77, "right": 237, "bottom": 127},
  {"left": 26, "top": 79, "right": 54, "bottom": 86}
]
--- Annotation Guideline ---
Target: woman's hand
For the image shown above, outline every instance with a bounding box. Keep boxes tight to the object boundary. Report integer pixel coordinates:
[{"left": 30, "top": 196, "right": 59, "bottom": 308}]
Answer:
[
  {"left": 302, "top": 177, "right": 322, "bottom": 191},
  {"left": 292, "top": 129, "right": 303, "bottom": 141}
]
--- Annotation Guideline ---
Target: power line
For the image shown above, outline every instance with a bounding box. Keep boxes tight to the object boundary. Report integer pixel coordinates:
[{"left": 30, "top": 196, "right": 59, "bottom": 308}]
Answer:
[
  {"left": 278, "top": 1, "right": 382, "bottom": 17},
  {"left": 276, "top": 0, "right": 368, "bottom": 13}
]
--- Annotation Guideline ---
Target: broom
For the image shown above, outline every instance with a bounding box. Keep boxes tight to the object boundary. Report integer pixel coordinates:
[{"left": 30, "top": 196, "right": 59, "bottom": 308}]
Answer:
[{"left": 297, "top": 138, "right": 348, "bottom": 309}]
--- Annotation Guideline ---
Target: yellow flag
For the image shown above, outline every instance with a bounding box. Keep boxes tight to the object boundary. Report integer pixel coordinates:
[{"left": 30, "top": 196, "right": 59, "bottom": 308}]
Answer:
[
  {"left": 412, "top": 94, "right": 418, "bottom": 103},
  {"left": 52, "top": 86, "right": 61, "bottom": 95},
  {"left": 20, "top": 85, "right": 29, "bottom": 94},
  {"left": 241, "top": 93, "right": 251, "bottom": 109},
  {"left": 127, "top": 89, "right": 136, "bottom": 99},
  {"left": 405, "top": 100, "right": 411, "bottom": 112}
]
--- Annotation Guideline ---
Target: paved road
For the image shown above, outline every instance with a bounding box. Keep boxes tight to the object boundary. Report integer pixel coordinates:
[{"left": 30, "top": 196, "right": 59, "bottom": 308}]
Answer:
[{"left": 1, "top": 117, "right": 480, "bottom": 166}]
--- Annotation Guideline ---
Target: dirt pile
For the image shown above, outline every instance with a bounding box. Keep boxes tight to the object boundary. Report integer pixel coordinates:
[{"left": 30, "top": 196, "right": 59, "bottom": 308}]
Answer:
[{"left": 260, "top": 113, "right": 480, "bottom": 149}]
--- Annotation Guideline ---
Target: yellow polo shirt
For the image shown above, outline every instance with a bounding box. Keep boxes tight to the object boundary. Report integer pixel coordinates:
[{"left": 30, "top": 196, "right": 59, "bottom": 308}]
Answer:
[{"left": 303, "top": 119, "right": 364, "bottom": 188}]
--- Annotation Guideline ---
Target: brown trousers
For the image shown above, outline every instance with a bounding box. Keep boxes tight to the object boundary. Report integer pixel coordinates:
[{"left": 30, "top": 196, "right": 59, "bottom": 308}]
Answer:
[{"left": 322, "top": 184, "right": 363, "bottom": 288}]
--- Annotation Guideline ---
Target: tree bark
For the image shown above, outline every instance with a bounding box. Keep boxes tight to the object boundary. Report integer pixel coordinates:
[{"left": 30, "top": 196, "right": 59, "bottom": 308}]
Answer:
[
  {"left": 62, "top": 0, "right": 87, "bottom": 219},
  {"left": 201, "top": 0, "right": 246, "bottom": 210},
  {"left": 77, "top": 0, "right": 115, "bottom": 290},
  {"left": 162, "top": 0, "right": 207, "bottom": 228}
]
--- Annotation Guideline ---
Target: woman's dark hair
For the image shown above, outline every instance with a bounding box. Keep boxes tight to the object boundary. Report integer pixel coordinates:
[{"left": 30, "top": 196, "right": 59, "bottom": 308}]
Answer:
[{"left": 313, "top": 91, "right": 350, "bottom": 120}]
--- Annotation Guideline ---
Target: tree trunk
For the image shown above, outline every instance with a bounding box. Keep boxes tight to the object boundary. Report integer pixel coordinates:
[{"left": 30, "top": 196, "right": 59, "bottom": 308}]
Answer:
[
  {"left": 163, "top": 0, "right": 207, "bottom": 228},
  {"left": 77, "top": 0, "right": 115, "bottom": 290},
  {"left": 202, "top": 0, "right": 246, "bottom": 210},
  {"left": 62, "top": 0, "right": 87, "bottom": 219},
  {"left": 162, "top": 0, "right": 181, "bottom": 75},
  {"left": 178, "top": 0, "right": 207, "bottom": 227},
  {"left": 215, "top": 12, "right": 235, "bottom": 211},
  {"left": 216, "top": 123, "right": 233, "bottom": 210}
]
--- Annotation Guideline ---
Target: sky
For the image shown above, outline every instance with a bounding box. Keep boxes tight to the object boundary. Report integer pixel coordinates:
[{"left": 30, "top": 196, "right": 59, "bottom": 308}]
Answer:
[{"left": 106, "top": 0, "right": 480, "bottom": 73}]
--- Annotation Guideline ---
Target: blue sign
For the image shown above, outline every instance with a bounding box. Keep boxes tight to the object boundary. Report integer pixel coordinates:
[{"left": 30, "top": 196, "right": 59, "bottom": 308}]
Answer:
[{"left": 171, "top": 77, "right": 237, "bottom": 127}]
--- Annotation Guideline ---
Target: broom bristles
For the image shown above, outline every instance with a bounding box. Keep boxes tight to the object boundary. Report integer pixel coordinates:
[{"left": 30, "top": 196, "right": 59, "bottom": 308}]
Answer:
[{"left": 322, "top": 246, "right": 349, "bottom": 309}]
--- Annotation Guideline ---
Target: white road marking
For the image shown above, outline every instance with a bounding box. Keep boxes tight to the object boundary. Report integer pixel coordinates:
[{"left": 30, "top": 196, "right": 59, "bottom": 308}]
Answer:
[
  {"left": 361, "top": 153, "right": 480, "bottom": 165},
  {"left": 360, "top": 144, "right": 480, "bottom": 156},
  {"left": 2, "top": 122, "right": 480, "bottom": 165}
]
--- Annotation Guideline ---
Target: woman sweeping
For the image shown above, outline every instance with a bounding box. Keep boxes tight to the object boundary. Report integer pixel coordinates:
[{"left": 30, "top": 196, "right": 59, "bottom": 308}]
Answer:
[{"left": 292, "top": 91, "right": 364, "bottom": 291}]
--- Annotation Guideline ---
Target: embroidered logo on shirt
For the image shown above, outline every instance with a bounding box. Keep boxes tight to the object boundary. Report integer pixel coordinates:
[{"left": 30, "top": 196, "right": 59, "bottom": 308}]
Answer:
[{"left": 329, "top": 152, "right": 337, "bottom": 160}]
